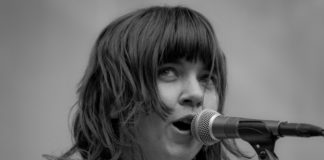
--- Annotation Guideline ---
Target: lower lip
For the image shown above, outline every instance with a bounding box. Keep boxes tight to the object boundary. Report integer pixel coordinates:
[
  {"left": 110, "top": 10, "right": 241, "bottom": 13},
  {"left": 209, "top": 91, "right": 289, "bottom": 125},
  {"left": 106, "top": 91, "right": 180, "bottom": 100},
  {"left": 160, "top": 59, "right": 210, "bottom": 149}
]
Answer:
[
  {"left": 170, "top": 124, "right": 192, "bottom": 143},
  {"left": 172, "top": 124, "right": 191, "bottom": 134}
]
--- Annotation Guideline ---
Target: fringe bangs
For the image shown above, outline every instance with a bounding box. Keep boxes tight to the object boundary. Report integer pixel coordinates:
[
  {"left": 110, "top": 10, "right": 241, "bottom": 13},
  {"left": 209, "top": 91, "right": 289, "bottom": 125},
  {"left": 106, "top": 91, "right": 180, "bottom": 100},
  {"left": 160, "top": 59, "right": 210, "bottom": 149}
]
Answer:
[{"left": 157, "top": 6, "right": 217, "bottom": 68}]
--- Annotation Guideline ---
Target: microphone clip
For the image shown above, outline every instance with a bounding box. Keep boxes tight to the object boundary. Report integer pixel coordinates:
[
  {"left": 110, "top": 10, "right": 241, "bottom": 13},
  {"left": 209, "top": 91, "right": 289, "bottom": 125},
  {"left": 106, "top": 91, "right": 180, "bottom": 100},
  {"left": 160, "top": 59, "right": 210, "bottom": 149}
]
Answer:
[
  {"left": 248, "top": 135, "right": 279, "bottom": 160},
  {"left": 238, "top": 120, "right": 279, "bottom": 160}
]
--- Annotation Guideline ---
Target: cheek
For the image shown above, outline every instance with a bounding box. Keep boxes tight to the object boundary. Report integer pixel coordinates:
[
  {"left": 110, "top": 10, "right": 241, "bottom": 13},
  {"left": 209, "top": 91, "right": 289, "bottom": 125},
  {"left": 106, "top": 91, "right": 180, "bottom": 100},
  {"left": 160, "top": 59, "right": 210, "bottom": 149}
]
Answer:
[
  {"left": 202, "top": 91, "right": 219, "bottom": 111},
  {"left": 157, "top": 83, "right": 180, "bottom": 109}
]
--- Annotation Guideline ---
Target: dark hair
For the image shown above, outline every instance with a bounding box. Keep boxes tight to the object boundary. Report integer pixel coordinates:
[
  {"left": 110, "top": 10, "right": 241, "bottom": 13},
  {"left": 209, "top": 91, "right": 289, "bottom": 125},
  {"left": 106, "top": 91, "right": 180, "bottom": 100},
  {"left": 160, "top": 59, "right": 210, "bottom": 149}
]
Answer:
[{"left": 54, "top": 5, "right": 248, "bottom": 160}]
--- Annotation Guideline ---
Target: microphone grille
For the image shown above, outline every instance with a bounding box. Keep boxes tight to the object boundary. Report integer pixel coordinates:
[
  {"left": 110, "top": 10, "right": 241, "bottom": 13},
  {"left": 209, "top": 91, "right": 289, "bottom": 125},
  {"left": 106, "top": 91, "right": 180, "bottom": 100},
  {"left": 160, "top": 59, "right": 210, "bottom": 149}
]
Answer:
[{"left": 191, "top": 109, "right": 220, "bottom": 145}]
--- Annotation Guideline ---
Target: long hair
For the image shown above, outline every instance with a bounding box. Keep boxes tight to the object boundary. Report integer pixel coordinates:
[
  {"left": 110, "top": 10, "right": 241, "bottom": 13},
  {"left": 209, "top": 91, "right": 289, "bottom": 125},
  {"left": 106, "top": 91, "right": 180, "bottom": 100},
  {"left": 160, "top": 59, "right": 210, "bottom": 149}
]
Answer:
[{"left": 57, "top": 5, "right": 248, "bottom": 160}]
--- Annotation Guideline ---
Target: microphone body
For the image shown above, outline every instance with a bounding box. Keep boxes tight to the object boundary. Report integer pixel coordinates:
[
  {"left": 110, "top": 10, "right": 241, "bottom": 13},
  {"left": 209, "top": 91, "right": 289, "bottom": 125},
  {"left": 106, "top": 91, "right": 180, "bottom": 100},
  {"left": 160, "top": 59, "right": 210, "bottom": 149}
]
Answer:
[{"left": 191, "top": 109, "right": 323, "bottom": 145}]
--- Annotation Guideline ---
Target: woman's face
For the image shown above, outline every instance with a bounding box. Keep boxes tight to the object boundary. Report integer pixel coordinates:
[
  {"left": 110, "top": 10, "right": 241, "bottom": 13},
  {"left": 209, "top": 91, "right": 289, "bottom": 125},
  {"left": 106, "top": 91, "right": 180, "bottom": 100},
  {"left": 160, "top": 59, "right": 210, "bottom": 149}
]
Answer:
[{"left": 137, "top": 58, "right": 219, "bottom": 160}]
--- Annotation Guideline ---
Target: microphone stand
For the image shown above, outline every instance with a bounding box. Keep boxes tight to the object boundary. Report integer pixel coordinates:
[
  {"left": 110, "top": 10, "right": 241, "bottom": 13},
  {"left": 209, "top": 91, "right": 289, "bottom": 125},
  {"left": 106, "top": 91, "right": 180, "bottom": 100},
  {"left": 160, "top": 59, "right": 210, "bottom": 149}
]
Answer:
[
  {"left": 239, "top": 120, "right": 280, "bottom": 160},
  {"left": 246, "top": 136, "right": 279, "bottom": 160},
  {"left": 238, "top": 120, "right": 324, "bottom": 160}
]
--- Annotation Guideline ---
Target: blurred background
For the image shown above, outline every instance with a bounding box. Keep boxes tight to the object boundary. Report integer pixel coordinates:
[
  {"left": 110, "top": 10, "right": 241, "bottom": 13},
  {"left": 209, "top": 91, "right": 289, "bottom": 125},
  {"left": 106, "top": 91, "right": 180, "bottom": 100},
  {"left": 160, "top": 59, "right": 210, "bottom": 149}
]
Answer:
[{"left": 1, "top": 0, "right": 323, "bottom": 160}]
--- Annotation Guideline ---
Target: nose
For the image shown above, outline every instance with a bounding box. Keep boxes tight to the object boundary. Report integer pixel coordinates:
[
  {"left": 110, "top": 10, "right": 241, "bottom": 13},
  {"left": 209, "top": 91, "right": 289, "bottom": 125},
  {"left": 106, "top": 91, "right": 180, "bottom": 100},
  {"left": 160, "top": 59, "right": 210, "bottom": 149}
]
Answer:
[{"left": 179, "top": 76, "right": 204, "bottom": 108}]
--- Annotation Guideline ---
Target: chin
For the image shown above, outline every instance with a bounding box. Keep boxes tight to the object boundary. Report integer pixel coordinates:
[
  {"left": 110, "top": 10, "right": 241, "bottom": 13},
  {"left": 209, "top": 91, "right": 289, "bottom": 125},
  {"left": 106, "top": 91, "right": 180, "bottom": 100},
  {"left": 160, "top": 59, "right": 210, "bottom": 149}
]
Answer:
[
  {"left": 141, "top": 140, "right": 202, "bottom": 160},
  {"left": 163, "top": 141, "right": 202, "bottom": 160}
]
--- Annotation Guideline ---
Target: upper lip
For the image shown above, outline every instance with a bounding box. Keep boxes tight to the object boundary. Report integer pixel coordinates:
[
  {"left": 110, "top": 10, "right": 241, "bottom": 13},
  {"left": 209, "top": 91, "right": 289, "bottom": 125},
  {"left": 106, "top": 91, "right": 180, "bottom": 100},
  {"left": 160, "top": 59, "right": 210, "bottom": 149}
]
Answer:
[
  {"left": 172, "top": 114, "right": 195, "bottom": 131},
  {"left": 175, "top": 114, "right": 195, "bottom": 124}
]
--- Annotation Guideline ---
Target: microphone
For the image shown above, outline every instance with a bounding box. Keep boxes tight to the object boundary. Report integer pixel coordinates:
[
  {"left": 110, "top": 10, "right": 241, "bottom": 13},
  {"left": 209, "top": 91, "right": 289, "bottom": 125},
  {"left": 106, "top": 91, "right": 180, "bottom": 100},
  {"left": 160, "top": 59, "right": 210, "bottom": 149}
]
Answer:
[{"left": 191, "top": 109, "right": 324, "bottom": 145}]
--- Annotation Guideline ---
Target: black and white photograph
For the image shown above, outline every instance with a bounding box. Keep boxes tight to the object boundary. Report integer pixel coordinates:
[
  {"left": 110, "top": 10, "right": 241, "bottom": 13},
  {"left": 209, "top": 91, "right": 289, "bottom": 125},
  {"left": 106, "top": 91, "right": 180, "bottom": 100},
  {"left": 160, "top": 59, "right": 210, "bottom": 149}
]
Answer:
[{"left": 1, "top": 1, "right": 324, "bottom": 160}]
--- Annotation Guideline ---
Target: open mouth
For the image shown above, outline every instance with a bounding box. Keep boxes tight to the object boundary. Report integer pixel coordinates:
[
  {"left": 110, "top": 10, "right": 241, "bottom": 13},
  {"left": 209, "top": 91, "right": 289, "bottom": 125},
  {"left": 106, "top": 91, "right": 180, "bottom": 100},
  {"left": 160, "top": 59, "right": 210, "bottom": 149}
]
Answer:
[
  {"left": 172, "top": 115, "right": 194, "bottom": 131},
  {"left": 173, "top": 121, "right": 191, "bottom": 131}
]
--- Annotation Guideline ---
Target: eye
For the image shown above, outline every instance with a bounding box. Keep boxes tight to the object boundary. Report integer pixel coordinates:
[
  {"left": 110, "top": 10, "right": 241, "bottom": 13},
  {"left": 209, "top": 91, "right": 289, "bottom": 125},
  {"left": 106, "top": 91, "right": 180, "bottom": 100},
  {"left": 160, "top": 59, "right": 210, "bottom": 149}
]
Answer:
[
  {"left": 199, "top": 73, "right": 216, "bottom": 88},
  {"left": 158, "top": 66, "right": 178, "bottom": 82}
]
